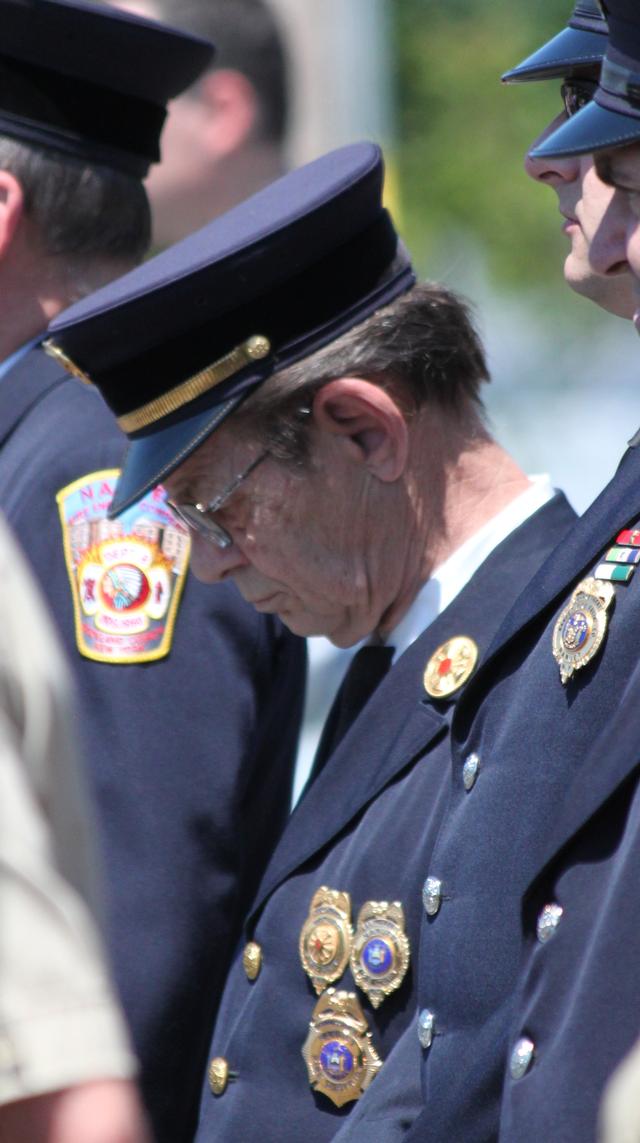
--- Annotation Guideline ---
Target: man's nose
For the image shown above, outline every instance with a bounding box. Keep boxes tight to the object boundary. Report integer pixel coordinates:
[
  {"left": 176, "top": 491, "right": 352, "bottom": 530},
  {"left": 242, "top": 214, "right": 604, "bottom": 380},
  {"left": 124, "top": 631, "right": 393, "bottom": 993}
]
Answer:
[
  {"left": 524, "top": 115, "right": 579, "bottom": 186},
  {"left": 188, "top": 532, "right": 248, "bottom": 583}
]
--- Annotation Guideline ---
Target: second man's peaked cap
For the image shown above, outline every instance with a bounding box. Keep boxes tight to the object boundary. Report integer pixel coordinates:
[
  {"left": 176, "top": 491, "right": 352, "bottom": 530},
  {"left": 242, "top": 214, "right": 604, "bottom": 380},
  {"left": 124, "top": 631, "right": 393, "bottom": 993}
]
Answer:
[
  {"left": 502, "top": 0, "right": 607, "bottom": 84},
  {"left": 45, "top": 142, "right": 416, "bottom": 516},
  {"left": 529, "top": 0, "right": 640, "bottom": 159},
  {"left": 0, "top": 0, "right": 214, "bottom": 176}
]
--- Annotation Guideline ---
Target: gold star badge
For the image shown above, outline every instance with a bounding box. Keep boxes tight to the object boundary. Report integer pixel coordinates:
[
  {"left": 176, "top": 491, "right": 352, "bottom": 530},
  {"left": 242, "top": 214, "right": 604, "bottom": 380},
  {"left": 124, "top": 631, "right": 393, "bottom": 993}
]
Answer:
[{"left": 302, "top": 988, "right": 382, "bottom": 1107}]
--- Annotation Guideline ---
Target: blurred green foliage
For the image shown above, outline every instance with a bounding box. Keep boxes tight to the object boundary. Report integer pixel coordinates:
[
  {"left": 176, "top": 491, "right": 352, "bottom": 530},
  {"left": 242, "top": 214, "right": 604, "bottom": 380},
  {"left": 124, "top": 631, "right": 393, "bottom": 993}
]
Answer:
[{"left": 392, "top": 0, "right": 583, "bottom": 289}]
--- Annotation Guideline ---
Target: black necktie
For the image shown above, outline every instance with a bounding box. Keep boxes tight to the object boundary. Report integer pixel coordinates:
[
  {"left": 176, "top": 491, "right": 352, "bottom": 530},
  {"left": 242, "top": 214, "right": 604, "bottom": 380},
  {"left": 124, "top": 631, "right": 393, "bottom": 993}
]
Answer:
[{"left": 309, "top": 644, "right": 395, "bottom": 784}]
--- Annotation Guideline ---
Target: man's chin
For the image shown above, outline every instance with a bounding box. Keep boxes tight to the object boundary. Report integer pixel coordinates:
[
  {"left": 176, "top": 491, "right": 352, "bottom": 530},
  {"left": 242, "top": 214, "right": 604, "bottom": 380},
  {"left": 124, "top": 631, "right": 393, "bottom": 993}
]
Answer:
[{"left": 564, "top": 259, "right": 634, "bottom": 319}]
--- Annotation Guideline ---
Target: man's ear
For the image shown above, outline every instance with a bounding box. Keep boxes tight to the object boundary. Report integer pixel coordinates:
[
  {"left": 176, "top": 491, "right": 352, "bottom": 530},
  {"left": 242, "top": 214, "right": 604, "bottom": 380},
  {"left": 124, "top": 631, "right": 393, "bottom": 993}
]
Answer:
[
  {"left": 198, "top": 69, "right": 258, "bottom": 158},
  {"left": 0, "top": 171, "right": 25, "bottom": 260},
  {"left": 311, "top": 378, "right": 409, "bottom": 482}
]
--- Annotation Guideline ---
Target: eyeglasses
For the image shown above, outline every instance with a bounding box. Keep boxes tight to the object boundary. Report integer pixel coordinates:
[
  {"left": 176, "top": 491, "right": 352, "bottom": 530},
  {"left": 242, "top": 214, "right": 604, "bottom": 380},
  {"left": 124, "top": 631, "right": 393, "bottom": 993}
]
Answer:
[
  {"left": 560, "top": 79, "right": 598, "bottom": 119},
  {"left": 167, "top": 450, "right": 269, "bottom": 549}
]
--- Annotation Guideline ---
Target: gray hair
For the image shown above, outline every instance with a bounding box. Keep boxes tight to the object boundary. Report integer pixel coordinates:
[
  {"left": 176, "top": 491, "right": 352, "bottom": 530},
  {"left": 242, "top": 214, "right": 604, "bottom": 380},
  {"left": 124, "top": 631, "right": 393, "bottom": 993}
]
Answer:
[{"left": 233, "top": 281, "right": 491, "bottom": 464}]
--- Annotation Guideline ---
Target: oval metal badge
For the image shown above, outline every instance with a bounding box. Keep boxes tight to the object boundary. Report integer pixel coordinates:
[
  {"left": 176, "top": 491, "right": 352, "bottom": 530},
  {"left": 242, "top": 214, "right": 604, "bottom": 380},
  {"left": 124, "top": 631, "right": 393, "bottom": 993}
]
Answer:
[
  {"left": 302, "top": 988, "right": 382, "bottom": 1107},
  {"left": 299, "top": 887, "right": 352, "bottom": 995},
  {"left": 552, "top": 577, "right": 615, "bottom": 685},
  {"left": 350, "top": 900, "right": 410, "bottom": 1009},
  {"left": 424, "top": 635, "right": 479, "bottom": 698}
]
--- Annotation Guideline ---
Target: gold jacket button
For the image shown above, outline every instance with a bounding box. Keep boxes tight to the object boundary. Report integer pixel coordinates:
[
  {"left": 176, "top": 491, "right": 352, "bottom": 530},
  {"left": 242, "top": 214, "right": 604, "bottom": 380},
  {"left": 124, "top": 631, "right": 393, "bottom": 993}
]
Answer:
[
  {"left": 243, "top": 941, "right": 263, "bottom": 980},
  {"left": 208, "top": 1057, "right": 230, "bottom": 1096}
]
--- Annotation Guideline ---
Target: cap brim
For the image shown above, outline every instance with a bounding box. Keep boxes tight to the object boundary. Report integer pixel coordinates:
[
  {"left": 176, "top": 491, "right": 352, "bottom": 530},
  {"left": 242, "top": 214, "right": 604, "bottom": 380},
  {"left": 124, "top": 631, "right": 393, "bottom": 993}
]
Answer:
[
  {"left": 529, "top": 99, "right": 640, "bottom": 158},
  {"left": 502, "top": 26, "right": 605, "bottom": 83},
  {"left": 109, "top": 393, "right": 241, "bottom": 517}
]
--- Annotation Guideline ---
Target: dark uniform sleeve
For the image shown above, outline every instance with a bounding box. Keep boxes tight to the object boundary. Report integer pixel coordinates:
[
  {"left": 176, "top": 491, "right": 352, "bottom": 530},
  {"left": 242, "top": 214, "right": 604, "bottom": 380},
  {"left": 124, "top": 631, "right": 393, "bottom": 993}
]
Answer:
[{"left": 0, "top": 370, "right": 306, "bottom": 1143}]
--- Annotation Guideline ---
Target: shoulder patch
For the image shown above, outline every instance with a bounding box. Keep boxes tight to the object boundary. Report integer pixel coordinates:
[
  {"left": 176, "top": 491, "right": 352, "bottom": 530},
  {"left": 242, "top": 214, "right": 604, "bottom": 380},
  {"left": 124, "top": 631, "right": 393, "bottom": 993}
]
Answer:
[{"left": 56, "top": 469, "right": 190, "bottom": 664}]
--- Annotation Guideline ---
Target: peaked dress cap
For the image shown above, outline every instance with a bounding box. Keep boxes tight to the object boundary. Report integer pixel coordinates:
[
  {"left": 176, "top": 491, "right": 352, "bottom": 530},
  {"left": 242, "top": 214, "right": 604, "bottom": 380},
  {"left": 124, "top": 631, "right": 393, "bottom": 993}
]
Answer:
[
  {"left": 529, "top": 0, "right": 640, "bottom": 158},
  {"left": 502, "top": 0, "right": 607, "bottom": 84},
  {"left": 0, "top": 0, "right": 214, "bottom": 175},
  {"left": 45, "top": 141, "right": 416, "bottom": 515}
]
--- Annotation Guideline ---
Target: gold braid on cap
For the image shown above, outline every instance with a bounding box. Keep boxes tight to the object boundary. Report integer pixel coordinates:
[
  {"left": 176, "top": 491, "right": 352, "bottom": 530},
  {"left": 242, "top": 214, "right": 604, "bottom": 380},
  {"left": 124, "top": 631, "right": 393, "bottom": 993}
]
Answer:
[{"left": 43, "top": 334, "right": 271, "bottom": 432}]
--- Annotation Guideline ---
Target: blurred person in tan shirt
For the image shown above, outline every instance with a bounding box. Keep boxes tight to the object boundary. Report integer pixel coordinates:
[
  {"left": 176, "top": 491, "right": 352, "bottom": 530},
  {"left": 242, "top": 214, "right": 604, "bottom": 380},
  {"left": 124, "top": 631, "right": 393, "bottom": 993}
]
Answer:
[{"left": 0, "top": 511, "right": 149, "bottom": 1143}]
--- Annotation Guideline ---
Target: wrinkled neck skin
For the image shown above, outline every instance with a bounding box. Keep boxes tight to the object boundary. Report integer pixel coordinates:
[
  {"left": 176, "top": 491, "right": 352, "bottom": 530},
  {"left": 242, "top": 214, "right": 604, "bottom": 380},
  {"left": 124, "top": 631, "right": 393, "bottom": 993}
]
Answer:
[{"left": 374, "top": 409, "right": 532, "bottom": 641}]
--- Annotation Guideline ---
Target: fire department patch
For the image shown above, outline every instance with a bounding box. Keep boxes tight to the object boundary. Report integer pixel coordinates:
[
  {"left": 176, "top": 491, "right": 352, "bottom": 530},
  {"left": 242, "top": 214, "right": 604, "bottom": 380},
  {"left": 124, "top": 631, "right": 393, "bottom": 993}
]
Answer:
[{"left": 57, "top": 468, "right": 190, "bottom": 663}]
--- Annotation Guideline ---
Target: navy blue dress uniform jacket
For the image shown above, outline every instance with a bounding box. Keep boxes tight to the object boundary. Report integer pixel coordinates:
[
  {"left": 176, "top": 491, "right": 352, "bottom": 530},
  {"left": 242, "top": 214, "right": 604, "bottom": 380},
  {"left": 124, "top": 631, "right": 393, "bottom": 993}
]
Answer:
[
  {"left": 192, "top": 492, "right": 575, "bottom": 1142},
  {"left": 402, "top": 443, "right": 640, "bottom": 1143},
  {"left": 497, "top": 625, "right": 640, "bottom": 1140},
  {"left": 0, "top": 347, "right": 306, "bottom": 1143}
]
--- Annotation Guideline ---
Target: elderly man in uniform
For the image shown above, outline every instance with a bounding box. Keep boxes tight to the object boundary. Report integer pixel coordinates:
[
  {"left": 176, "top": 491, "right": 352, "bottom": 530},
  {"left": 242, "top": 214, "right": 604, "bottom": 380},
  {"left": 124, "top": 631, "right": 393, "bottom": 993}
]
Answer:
[
  {"left": 0, "top": 3, "right": 305, "bottom": 1141},
  {"left": 42, "top": 141, "right": 577, "bottom": 1140},
  {"left": 333, "top": 6, "right": 638, "bottom": 1140}
]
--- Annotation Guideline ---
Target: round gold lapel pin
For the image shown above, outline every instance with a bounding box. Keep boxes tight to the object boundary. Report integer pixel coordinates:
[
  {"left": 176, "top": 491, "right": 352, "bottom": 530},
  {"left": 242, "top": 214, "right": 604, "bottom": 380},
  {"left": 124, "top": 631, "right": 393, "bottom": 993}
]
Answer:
[{"left": 424, "top": 635, "right": 479, "bottom": 699}]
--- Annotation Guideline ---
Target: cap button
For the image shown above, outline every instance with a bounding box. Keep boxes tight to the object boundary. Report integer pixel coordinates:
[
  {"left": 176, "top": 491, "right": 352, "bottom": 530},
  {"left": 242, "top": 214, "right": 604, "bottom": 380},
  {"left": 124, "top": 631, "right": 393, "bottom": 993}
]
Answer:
[{"left": 245, "top": 334, "right": 271, "bottom": 360}]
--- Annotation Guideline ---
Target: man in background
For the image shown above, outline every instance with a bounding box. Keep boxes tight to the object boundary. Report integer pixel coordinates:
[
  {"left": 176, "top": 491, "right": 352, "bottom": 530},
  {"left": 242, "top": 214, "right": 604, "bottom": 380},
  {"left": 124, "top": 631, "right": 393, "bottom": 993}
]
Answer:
[
  {"left": 0, "top": 3, "right": 305, "bottom": 1141},
  {"left": 109, "top": 0, "right": 289, "bottom": 246}
]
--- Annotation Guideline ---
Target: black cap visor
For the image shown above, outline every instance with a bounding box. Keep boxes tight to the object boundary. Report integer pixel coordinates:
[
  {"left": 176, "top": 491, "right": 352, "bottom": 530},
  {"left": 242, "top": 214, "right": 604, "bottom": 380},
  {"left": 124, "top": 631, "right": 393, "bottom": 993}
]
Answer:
[
  {"left": 529, "top": 97, "right": 640, "bottom": 158},
  {"left": 111, "top": 393, "right": 243, "bottom": 517},
  {"left": 503, "top": 26, "right": 605, "bottom": 83}
]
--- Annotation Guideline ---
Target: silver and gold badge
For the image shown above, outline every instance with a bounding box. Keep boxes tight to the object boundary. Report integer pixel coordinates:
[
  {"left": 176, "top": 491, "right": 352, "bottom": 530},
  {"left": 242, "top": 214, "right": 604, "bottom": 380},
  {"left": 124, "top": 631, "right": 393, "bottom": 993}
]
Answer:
[
  {"left": 552, "top": 577, "right": 615, "bottom": 684},
  {"left": 302, "top": 988, "right": 382, "bottom": 1107},
  {"left": 423, "top": 636, "right": 479, "bottom": 698},
  {"left": 350, "top": 901, "right": 410, "bottom": 1009},
  {"left": 299, "top": 887, "right": 353, "bottom": 995}
]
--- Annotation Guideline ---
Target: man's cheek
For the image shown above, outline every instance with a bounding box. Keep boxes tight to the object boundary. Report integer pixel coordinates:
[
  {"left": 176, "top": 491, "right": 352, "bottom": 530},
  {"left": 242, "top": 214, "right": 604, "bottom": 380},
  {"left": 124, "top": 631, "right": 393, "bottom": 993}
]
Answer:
[{"left": 188, "top": 537, "right": 222, "bottom": 583}]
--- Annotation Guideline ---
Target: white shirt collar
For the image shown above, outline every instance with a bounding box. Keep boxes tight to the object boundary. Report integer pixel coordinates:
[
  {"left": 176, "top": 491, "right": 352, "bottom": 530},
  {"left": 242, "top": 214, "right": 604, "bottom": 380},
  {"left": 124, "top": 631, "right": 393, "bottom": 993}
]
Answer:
[{"left": 388, "top": 474, "right": 556, "bottom": 660}]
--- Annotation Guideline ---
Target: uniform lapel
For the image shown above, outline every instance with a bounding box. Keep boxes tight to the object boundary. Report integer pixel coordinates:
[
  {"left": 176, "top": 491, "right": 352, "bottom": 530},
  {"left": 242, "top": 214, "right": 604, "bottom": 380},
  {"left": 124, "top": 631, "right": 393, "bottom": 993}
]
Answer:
[
  {"left": 0, "top": 347, "right": 67, "bottom": 448},
  {"left": 248, "top": 492, "right": 576, "bottom": 922},
  {"left": 248, "top": 647, "right": 448, "bottom": 923},
  {"left": 462, "top": 448, "right": 640, "bottom": 698},
  {"left": 529, "top": 658, "right": 640, "bottom": 884}
]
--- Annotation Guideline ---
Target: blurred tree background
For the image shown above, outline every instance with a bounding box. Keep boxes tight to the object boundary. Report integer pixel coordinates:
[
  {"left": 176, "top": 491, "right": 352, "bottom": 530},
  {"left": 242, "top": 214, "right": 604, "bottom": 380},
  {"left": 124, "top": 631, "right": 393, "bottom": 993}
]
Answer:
[{"left": 392, "top": 0, "right": 576, "bottom": 290}]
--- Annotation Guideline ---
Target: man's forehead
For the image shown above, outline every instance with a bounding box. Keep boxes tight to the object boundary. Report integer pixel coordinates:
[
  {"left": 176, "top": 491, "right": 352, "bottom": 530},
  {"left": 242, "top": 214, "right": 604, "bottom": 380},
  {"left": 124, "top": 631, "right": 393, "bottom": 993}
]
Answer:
[
  {"left": 165, "top": 431, "right": 232, "bottom": 497},
  {"left": 597, "top": 144, "right": 640, "bottom": 189}
]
